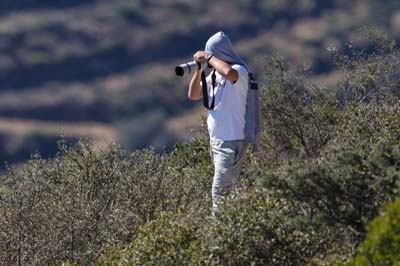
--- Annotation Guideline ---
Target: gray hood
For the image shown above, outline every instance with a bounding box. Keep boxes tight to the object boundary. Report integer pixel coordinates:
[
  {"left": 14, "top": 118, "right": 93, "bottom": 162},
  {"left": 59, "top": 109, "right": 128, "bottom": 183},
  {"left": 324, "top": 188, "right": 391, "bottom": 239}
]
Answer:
[{"left": 205, "top": 31, "right": 250, "bottom": 72}]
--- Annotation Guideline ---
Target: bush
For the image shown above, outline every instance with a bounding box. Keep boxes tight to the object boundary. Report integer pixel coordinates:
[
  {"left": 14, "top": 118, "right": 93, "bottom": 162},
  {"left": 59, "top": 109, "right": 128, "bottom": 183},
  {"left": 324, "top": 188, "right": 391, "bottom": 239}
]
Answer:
[
  {"left": 0, "top": 136, "right": 212, "bottom": 265},
  {"left": 260, "top": 55, "right": 337, "bottom": 161},
  {"left": 259, "top": 142, "right": 400, "bottom": 234},
  {"left": 204, "top": 189, "right": 317, "bottom": 266},
  {"left": 346, "top": 198, "right": 400, "bottom": 266},
  {"left": 259, "top": 29, "right": 400, "bottom": 167},
  {"left": 98, "top": 211, "right": 203, "bottom": 266},
  {"left": 326, "top": 101, "right": 400, "bottom": 154},
  {"left": 98, "top": 187, "right": 317, "bottom": 266},
  {"left": 99, "top": 139, "right": 400, "bottom": 265}
]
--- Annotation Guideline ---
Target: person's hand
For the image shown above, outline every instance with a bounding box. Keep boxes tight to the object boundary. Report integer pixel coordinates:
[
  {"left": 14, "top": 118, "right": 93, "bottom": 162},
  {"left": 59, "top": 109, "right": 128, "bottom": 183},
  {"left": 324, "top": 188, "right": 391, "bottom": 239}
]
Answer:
[{"left": 193, "top": 51, "right": 207, "bottom": 63}]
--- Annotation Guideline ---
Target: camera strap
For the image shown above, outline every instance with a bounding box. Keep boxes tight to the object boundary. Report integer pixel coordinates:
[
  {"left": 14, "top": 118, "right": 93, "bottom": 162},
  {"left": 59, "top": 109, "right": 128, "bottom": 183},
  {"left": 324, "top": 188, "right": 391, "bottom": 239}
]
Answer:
[{"left": 201, "top": 69, "right": 216, "bottom": 110}]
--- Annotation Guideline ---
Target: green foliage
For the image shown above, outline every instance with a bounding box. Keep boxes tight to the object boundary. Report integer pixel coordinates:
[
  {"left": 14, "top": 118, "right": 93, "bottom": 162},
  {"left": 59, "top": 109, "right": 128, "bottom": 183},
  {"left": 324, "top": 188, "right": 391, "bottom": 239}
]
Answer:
[
  {"left": 98, "top": 211, "right": 203, "bottom": 266},
  {"left": 259, "top": 142, "right": 400, "bottom": 234},
  {"left": 347, "top": 198, "right": 400, "bottom": 266},
  {"left": 0, "top": 136, "right": 212, "bottom": 265},
  {"left": 99, "top": 214, "right": 188, "bottom": 265},
  {"left": 205, "top": 189, "right": 316, "bottom": 266},
  {"left": 98, "top": 188, "right": 317, "bottom": 266},
  {"left": 260, "top": 55, "right": 337, "bottom": 160},
  {"left": 327, "top": 102, "right": 400, "bottom": 153}
]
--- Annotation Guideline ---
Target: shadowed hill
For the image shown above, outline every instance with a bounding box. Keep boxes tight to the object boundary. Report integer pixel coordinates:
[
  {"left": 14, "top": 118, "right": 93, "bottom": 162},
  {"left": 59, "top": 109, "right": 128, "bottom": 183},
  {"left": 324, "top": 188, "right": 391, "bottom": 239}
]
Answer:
[
  {"left": 0, "top": 0, "right": 103, "bottom": 15},
  {"left": 0, "top": 0, "right": 399, "bottom": 168}
]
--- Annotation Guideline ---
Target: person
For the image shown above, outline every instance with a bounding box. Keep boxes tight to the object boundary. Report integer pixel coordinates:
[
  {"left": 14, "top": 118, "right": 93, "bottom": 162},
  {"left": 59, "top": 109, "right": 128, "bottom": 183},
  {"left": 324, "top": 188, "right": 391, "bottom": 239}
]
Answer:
[{"left": 187, "top": 31, "right": 261, "bottom": 214}]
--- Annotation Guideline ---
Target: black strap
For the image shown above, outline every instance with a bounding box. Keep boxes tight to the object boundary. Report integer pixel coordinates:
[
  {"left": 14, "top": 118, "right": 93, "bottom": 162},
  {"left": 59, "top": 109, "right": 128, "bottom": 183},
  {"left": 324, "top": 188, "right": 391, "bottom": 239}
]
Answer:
[
  {"left": 201, "top": 69, "right": 216, "bottom": 110},
  {"left": 248, "top": 73, "right": 259, "bottom": 90}
]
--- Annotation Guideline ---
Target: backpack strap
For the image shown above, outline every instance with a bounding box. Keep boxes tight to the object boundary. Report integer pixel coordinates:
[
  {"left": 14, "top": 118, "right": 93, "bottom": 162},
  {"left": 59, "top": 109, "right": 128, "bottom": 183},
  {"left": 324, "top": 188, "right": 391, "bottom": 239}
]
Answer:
[
  {"left": 201, "top": 69, "right": 216, "bottom": 110},
  {"left": 248, "top": 73, "right": 258, "bottom": 90}
]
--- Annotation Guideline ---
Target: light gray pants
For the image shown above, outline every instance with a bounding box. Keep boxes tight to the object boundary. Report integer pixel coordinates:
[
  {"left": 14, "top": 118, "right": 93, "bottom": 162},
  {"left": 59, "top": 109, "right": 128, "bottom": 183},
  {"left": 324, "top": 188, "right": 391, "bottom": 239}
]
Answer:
[{"left": 210, "top": 139, "right": 248, "bottom": 214}]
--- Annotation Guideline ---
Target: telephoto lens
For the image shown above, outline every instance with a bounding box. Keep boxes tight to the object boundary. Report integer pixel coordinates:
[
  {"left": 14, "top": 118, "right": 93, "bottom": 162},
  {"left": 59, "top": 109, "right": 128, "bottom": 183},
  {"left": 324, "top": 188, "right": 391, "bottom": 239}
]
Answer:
[{"left": 175, "top": 61, "right": 203, "bottom": 76}]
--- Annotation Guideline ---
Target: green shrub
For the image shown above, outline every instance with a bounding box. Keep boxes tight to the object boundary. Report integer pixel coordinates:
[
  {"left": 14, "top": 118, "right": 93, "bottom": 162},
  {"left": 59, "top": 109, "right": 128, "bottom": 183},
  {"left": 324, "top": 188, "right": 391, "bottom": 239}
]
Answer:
[
  {"left": 98, "top": 211, "right": 203, "bottom": 266},
  {"left": 346, "top": 198, "right": 400, "bottom": 266},
  {"left": 205, "top": 189, "right": 317, "bottom": 266},
  {"left": 98, "top": 187, "right": 317, "bottom": 266},
  {"left": 326, "top": 101, "right": 400, "bottom": 154},
  {"left": 0, "top": 136, "right": 212, "bottom": 265},
  {"left": 259, "top": 142, "right": 400, "bottom": 234},
  {"left": 260, "top": 55, "right": 337, "bottom": 161},
  {"left": 259, "top": 29, "right": 400, "bottom": 168}
]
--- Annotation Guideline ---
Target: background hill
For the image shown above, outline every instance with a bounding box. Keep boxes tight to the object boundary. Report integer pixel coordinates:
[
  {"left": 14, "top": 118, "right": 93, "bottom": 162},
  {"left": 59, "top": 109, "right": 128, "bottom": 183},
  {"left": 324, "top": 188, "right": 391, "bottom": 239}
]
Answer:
[{"left": 0, "top": 0, "right": 399, "bottom": 168}]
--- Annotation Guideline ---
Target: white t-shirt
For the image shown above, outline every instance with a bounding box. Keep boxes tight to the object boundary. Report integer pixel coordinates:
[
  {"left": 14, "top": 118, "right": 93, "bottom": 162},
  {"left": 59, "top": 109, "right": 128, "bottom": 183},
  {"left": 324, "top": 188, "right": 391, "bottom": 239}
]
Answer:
[{"left": 205, "top": 64, "right": 248, "bottom": 141}]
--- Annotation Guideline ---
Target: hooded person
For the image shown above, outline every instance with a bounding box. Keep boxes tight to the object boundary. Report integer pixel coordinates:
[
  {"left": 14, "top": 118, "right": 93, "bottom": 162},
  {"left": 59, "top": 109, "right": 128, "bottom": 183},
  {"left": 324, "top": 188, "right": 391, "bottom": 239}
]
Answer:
[{"left": 187, "top": 31, "right": 261, "bottom": 214}]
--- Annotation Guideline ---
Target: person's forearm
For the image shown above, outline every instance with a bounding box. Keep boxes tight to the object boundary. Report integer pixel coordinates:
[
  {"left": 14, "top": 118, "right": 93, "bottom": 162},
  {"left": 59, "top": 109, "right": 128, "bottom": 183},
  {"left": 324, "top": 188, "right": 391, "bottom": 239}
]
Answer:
[
  {"left": 188, "top": 69, "right": 203, "bottom": 100},
  {"left": 208, "top": 56, "right": 238, "bottom": 82}
]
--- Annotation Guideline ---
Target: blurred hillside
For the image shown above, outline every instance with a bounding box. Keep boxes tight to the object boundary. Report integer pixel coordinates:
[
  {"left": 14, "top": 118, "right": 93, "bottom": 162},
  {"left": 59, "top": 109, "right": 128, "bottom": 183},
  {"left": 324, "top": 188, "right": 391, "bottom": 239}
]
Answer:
[{"left": 0, "top": 0, "right": 399, "bottom": 168}]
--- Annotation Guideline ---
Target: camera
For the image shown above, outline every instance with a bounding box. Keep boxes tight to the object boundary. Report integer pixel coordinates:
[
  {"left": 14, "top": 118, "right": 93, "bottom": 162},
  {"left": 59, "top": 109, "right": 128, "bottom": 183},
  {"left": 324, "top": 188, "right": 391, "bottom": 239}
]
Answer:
[{"left": 175, "top": 61, "right": 206, "bottom": 76}]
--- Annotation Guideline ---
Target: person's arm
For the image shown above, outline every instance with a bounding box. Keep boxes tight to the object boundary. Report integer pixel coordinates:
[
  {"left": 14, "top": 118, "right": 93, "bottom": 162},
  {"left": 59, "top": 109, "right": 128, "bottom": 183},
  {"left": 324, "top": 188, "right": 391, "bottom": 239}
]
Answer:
[
  {"left": 188, "top": 51, "right": 207, "bottom": 100},
  {"left": 188, "top": 68, "right": 203, "bottom": 100},
  {"left": 191, "top": 51, "right": 238, "bottom": 83},
  {"left": 208, "top": 55, "right": 238, "bottom": 83}
]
